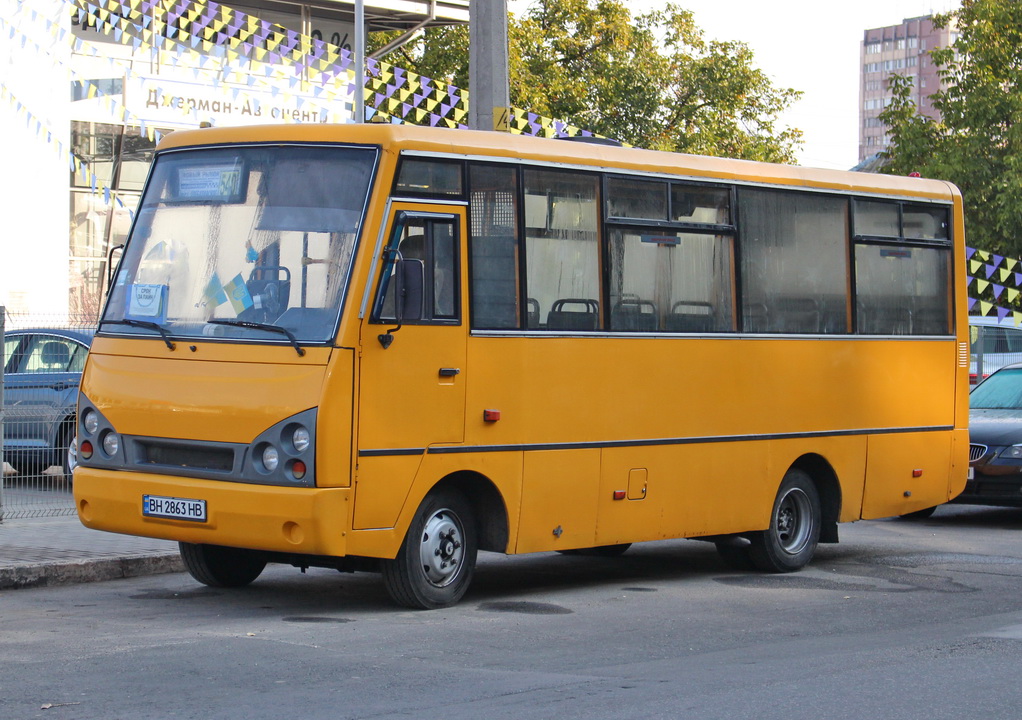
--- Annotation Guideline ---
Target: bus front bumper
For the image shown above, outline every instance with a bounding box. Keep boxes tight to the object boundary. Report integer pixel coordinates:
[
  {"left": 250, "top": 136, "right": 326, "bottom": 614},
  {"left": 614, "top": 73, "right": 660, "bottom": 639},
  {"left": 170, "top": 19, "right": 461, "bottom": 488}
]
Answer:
[{"left": 73, "top": 468, "right": 351, "bottom": 557}]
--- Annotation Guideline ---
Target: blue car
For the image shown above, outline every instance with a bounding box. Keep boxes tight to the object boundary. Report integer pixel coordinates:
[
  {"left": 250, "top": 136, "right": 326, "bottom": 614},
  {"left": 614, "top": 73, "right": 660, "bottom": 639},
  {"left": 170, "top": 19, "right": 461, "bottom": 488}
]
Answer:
[{"left": 3, "top": 327, "right": 94, "bottom": 480}]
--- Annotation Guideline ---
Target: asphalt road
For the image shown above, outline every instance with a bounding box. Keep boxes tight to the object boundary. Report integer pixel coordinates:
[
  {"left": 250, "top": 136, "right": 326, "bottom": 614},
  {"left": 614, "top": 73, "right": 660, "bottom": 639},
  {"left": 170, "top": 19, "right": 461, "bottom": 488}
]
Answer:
[{"left": 4, "top": 504, "right": 1022, "bottom": 720}]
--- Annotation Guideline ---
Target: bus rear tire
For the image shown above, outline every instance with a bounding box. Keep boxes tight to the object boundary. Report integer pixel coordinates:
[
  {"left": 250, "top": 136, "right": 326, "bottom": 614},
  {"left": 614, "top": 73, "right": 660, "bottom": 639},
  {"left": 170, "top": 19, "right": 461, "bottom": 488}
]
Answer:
[
  {"left": 179, "top": 542, "right": 267, "bottom": 588},
  {"left": 381, "top": 488, "right": 477, "bottom": 610},
  {"left": 748, "top": 469, "right": 821, "bottom": 573}
]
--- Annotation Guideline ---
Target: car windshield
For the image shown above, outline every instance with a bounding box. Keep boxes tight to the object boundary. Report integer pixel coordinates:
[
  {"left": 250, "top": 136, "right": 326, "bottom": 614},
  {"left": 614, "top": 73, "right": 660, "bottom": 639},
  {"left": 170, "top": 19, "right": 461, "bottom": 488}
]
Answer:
[
  {"left": 971, "top": 367, "right": 1022, "bottom": 409},
  {"left": 103, "top": 144, "right": 377, "bottom": 344}
]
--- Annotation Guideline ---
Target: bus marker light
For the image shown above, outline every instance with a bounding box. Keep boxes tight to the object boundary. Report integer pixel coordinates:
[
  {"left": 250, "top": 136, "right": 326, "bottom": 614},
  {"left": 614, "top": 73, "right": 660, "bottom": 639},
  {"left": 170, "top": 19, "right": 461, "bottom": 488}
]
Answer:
[
  {"left": 483, "top": 409, "right": 501, "bottom": 423},
  {"left": 912, "top": 469, "right": 923, "bottom": 478},
  {"left": 292, "top": 460, "right": 307, "bottom": 480},
  {"left": 80, "top": 440, "right": 93, "bottom": 460},
  {"left": 613, "top": 490, "right": 626, "bottom": 500}
]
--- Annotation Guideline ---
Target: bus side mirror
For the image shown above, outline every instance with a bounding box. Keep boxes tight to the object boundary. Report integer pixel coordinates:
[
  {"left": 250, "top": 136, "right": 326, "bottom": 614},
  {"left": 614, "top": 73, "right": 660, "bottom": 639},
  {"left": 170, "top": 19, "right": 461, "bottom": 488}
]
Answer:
[
  {"left": 378, "top": 257, "right": 424, "bottom": 349},
  {"left": 398, "top": 259, "right": 424, "bottom": 322}
]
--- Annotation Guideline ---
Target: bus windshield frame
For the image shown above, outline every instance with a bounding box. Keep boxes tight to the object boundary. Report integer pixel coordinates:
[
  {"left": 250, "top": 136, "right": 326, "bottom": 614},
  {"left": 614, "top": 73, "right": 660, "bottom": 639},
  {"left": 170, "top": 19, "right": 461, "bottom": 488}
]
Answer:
[{"left": 101, "top": 142, "right": 379, "bottom": 346}]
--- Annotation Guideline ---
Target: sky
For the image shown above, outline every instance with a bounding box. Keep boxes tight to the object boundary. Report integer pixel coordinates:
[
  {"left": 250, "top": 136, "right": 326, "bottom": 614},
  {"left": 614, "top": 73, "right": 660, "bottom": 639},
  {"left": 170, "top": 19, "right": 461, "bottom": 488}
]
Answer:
[{"left": 508, "top": 0, "right": 960, "bottom": 170}]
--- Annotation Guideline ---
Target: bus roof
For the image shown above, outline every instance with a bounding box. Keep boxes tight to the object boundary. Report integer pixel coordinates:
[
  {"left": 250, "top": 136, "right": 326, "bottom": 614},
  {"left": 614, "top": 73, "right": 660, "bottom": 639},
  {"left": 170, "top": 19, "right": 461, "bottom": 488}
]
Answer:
[{"left": 156, "top": 123, "right": 958, "bottom": 202}]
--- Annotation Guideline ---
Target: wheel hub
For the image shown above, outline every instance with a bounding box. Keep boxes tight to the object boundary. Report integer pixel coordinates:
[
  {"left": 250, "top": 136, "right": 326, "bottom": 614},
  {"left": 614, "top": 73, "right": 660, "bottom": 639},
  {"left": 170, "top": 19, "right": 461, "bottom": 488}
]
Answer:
[
  {"left": 418, "top": 510, "right": 464, "bottom": 587},
  {"left": 775, "top": 488, "right": 812, "bottom": 555}
]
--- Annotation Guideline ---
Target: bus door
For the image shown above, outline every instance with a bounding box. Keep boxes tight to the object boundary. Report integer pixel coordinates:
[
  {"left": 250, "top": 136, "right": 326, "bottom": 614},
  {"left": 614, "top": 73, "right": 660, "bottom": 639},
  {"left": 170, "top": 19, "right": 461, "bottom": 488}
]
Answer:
[{"left": 357, "top": 207, "right": 467, "bottom": 490}]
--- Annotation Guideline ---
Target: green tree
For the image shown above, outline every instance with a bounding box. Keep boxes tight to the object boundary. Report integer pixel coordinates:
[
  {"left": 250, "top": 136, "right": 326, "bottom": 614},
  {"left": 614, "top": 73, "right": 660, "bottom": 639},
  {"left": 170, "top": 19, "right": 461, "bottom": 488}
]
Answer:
[
  {"left": 880, "top": 0, "right": 1022, "bottom": 256},
  {"left": 368, "top": 0, "right": 802, "bottom": 162}
]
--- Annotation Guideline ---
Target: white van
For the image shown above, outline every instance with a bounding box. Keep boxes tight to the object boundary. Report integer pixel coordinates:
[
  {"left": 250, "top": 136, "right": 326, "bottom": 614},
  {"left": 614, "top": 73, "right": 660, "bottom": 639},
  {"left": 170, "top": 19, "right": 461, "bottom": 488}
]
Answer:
[{"left": 970, "top": 315, "right": 1022, "bottom": 384}]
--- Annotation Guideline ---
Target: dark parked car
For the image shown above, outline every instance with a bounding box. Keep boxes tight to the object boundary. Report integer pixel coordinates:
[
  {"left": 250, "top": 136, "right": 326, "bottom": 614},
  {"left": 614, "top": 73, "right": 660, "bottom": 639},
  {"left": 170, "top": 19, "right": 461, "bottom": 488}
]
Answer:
[
  {"left": 3, "top": 327, "right": 94, "bottom": 480},
  {"left": 964, "top": 361, "right": 1022, "bottom": 507}
]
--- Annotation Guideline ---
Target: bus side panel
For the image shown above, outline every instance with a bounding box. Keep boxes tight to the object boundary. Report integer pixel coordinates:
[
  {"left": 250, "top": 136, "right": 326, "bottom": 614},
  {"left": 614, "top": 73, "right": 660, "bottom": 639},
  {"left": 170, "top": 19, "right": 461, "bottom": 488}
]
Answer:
[
  {"left": 597, "top": 435, "right": 868, "bottom": 545},
  {"left": 515, "top": 449, "right": 600, "bottom": 553},
  {"left": 860, "top": 431, "right": 955, "bottom": 519},
  {"left": 352, "top": 455, "right": 423, "bottom": 529},
  {"left": 317, "top": 348, "right": 355, "bottom": 488},
  {"left": 950, "top": 427, "right": 969, "bottom": 499}
]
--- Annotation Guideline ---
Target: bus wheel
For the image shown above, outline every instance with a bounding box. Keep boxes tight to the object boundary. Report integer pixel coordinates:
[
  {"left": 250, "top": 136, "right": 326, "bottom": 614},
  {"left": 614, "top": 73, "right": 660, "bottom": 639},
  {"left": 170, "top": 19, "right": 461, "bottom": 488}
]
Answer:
[
  {"left": 381, "top": 488, "right": 478, "bottom": 610},
  {"left": 714, "top": 539, "right": 755, "bottom": 570},
  {"left": 748, "top": 469, "right": 821, "bottom": 573},
  {"left": 179, "top": 542, "right": 267, "bottom": 588}
]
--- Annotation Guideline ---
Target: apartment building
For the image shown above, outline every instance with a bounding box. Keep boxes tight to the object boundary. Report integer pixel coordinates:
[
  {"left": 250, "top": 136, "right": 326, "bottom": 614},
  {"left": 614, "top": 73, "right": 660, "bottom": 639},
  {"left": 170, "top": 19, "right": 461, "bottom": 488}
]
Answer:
[{"left": 859, "top": 15, "right": 955, "bottom": 161}]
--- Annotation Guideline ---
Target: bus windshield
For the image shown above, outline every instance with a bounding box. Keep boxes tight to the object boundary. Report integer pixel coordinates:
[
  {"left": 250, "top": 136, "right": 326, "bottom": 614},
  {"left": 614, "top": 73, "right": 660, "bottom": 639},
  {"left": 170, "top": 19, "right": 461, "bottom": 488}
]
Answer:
[{"left": 103, "top": 144, "right": 377, "bottom": 344}]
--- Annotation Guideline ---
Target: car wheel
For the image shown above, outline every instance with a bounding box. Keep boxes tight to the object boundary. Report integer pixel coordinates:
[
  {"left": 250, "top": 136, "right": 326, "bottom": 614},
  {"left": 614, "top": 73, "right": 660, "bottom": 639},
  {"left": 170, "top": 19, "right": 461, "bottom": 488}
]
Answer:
[
  {"left": 748, "top": 469, "right": 821, "bottom": 573},
  {"left": 61, "top": 428, "right": 78, "bottom": 483},
  {"left": 179, "top": 543, "right": 267, "bottom": 587},
  {"left": 381, "top": 488, "right": 477, "bottom": 609}
]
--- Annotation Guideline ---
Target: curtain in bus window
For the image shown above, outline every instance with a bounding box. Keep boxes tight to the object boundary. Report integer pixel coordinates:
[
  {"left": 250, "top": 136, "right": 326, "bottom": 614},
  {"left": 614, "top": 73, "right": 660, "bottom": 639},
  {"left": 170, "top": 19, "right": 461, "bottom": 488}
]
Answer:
[
  {"left": 523, "top": 169, "right": 601, "bottom": 330},
  {"left": 738, "top": 189, "right": 849, "bottom": 334},
  {"left": 608, "top": 228, "right": 734, "bottom": 332},
  {"left": 469, "top": 164, "right": 520, "bottom": 329},
  {"left": 855, "top": 245, "right": 950, "bottom": 335}
]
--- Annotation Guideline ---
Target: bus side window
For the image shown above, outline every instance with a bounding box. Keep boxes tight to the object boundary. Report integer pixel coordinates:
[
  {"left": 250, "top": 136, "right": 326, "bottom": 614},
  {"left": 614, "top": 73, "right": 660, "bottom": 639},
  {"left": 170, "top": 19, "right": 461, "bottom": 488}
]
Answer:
[{"left": 374, "top": 216, "right": 459, "bottom": 324}]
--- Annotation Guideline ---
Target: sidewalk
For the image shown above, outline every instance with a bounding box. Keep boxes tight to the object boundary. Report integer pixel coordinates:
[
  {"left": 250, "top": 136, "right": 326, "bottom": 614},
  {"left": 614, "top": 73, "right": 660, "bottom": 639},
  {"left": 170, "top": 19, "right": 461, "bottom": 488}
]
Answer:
[{"left": 0, "top": 515, "right": 183, "bottom": 590}]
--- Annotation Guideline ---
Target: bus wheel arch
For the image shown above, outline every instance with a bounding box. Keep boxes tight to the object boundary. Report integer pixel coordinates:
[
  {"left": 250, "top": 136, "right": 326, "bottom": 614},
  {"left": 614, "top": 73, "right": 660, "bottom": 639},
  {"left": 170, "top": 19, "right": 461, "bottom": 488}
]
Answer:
[
  {"left": 791, "top": 453, "right": 841, "bottom": 544},
  {"left": 438, "top": 471, "right": 509, "bottom": 553}
]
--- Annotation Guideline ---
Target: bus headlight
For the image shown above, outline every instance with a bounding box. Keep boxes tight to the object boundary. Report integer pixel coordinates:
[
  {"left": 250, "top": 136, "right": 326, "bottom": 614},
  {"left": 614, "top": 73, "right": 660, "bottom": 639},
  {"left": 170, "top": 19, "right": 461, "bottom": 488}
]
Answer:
[
  {"left": 247, "top": 409, "right": 317, "bottom": 486},
  {"left": 83, "top": 409, "right": 100, "bottom": 434},
  {"left": 261, "top": 445, "right": 280, "bottom": 472},
  {"left": 101, "top": 432, "right": 120, "bottom": 457},
  {"left": 292, "top": 426, "right": 311, "bottom": 453}
]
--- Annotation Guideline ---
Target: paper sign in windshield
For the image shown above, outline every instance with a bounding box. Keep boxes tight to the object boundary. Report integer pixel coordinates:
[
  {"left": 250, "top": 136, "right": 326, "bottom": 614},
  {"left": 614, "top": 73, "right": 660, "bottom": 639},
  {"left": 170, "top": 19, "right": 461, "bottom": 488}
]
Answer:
[{"left": 127, "top": 283, "right": 167, "bottom": 323}]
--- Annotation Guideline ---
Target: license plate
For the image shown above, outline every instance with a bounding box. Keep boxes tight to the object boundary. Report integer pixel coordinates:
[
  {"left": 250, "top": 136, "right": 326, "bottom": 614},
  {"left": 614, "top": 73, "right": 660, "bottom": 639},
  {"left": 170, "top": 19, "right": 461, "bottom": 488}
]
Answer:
[{"left": 143, "top": 494, "right": 207, "bottom": 522}]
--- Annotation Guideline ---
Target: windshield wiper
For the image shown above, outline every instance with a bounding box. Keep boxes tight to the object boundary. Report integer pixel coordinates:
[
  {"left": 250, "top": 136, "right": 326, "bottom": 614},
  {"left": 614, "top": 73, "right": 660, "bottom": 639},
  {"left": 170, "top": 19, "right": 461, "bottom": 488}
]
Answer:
[
  {"left": 207, "top": 319, "right": 306, "bottom": 357},
  {"left": 103, "top": 318, "right": 176, "bottom": 350}
]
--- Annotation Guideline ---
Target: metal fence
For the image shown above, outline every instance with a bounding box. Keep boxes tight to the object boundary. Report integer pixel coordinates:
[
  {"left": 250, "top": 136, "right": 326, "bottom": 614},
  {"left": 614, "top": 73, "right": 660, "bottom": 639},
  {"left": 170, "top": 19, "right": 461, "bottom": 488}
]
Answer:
[
  {"left": 971, "top": 321, "right": 1022, "bottom": 384},
  {"left": 1, "top": 306, "right": 98, "bottom": 521}
]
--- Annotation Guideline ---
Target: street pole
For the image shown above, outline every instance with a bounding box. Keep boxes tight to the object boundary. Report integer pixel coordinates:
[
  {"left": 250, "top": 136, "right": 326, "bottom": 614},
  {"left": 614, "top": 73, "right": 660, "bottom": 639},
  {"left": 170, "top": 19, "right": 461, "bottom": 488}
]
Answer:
[
  {"left": 469, "top": 0, "right": 510, "bottom": 131},
  {"left": 355, "top": 0, "right": 365, "bottom": 122}
]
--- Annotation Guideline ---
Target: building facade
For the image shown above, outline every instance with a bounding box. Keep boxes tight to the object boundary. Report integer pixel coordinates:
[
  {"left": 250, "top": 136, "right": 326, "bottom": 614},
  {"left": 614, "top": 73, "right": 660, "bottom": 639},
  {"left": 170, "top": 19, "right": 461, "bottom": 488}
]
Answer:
[
  {"left": 0, "top": 0, "right": 470, "bottom": 321},
  {"left": 859, "top": 15, "right": 955, "bottom": 162}
]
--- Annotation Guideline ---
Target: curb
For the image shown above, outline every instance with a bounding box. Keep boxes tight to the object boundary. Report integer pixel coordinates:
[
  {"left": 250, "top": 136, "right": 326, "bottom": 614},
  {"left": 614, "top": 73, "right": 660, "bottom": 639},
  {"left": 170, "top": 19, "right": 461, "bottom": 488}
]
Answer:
[{"left": 0, "top": 553, "right": 184, "bottom": 591}]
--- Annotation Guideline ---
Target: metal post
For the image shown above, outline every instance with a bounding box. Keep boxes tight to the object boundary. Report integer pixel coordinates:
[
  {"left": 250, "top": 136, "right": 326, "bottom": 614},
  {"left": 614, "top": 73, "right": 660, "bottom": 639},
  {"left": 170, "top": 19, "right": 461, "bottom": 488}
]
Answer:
[
  {"left": 976, "top": 324, "right": 985, "bottom": 382},
  {"left": 355, "top": 0, "right": 365, "bottom": 121},
  {"left": 1, "top": 305, "right": 6, "bottom": 522},
  {"left": 469, "top": 0, "right": 510, "bottom": 130}
]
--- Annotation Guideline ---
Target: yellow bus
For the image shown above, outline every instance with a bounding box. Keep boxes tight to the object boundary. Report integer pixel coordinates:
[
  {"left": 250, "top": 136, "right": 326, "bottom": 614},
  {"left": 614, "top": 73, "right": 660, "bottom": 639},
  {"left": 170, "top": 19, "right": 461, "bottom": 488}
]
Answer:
[{"left": 73, "top": 124, "right": 969, "bottom": 608}]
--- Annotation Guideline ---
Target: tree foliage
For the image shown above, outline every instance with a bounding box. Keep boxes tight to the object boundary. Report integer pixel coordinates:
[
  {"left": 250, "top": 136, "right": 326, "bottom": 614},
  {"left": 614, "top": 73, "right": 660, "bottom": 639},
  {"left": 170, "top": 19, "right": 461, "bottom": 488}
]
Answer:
[
  {"left": 880, "top": 0, "right": 1022, "bottom": 256},
  {"left": 368, "top": 0, "right": 802, "bottom": 163}
]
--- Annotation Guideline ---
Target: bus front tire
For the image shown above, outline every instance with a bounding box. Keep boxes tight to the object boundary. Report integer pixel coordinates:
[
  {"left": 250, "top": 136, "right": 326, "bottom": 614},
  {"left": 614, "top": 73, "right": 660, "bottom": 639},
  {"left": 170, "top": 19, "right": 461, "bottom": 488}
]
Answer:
[
  {"left": 748, "top": 469, "right": 821, "bottom": 573},
  {"left": 381, "top": 488, "right": 478, "bottom": 610},
  {"left": 179, "top": 542, "right": 267, "bottom": 588}
]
